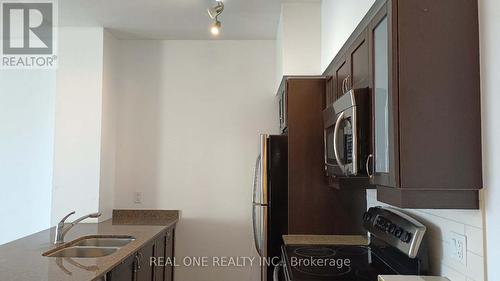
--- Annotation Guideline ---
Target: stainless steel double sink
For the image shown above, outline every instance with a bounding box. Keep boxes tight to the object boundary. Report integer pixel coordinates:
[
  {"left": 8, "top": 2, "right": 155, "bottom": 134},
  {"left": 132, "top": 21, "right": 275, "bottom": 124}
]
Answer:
[{"left": 43, "top": 236, "right": 135, "bottom": 258}]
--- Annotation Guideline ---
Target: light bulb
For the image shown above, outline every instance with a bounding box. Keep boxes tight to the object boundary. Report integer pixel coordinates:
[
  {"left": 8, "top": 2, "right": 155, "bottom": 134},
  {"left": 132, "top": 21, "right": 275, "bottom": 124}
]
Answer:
[{"left": 210, "top": 20, "right": 221, "bottom": 36}]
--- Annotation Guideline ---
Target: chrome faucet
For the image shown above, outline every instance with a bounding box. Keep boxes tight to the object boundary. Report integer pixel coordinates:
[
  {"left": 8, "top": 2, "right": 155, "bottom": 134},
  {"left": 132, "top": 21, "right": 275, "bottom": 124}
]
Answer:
[{"left": 54, "top": 211, "right": 102, "bottom": 244}]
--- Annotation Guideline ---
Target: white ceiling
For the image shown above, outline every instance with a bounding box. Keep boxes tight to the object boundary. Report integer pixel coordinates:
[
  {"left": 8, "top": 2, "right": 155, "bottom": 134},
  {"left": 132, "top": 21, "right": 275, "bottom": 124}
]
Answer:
[{"left": 59, "top": 0, "right": 320, "bottom": 40}]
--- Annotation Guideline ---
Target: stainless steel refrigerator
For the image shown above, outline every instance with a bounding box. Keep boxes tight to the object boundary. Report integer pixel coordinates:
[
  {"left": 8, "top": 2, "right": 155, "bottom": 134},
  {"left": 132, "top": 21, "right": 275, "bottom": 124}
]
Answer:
[{"left": 252, "top": 134, "right": 288, "bottom": 281}]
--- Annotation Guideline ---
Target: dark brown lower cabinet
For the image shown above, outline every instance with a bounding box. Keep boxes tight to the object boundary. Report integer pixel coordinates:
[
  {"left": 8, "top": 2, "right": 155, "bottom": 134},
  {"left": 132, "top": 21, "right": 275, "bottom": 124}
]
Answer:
[
  {"left": 164, "top": 231, "right": 174, "bottom": 281},
  {"left": 154, "top": 229, "right": 174, "bottom": 281},
  {"left": 136, "top": 240, "right": 155, "bottom": 281},
  {"left": 154, "top": 233, "right": 166, "bottom": 281},
  {"left": 107, "top": 254, "right": 135, "bottom": 281},
  {"left": 107, "top": 228, "right": 175, "bottom": 281}
]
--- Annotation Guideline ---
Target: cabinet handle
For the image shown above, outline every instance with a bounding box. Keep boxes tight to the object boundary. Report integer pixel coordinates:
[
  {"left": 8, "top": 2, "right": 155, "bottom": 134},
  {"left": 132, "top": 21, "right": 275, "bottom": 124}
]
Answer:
[
  {"left": 342, "top": 75, "right": 351, "bottom": 94},
  {"left": 135, "top": 252, "right": 144, "bottom": 270},
  {"left": 133, "top": 255, "right": 140, "bottom": 281},
  {"left": 366, "top": 154, "right": 373, "bottom": 178}
]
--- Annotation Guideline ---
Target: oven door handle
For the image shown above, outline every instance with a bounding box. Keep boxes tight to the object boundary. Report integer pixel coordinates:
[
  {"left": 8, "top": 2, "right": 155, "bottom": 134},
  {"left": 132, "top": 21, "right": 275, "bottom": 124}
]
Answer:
[{"left": 333, "top": 111, "right": 346, "bottom": 169}]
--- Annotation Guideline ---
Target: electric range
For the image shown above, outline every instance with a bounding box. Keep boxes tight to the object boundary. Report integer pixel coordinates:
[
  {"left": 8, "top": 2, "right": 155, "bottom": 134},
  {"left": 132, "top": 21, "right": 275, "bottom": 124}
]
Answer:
[{"left": 277, "top": 207, "right": 429, "bottom": 281}]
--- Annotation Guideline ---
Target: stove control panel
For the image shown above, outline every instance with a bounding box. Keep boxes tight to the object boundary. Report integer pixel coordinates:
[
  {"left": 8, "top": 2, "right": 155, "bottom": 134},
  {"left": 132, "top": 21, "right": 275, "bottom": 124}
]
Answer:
[{"left": 363, "top": 207, "right": 426, "bottom": 258}]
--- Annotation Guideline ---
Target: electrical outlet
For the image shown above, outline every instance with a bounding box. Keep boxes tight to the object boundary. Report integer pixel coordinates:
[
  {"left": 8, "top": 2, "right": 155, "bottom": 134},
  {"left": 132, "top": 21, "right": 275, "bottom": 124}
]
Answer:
[
  {"left": 133, "top": 192, "right": 142, "bottom": 204},
  {"left": 450, "top": 231, "right": 467, "bottom": 265}
]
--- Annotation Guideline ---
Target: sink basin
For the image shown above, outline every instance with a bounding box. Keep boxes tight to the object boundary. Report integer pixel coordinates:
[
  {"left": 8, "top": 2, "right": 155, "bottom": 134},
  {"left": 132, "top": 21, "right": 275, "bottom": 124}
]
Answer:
[
  {"left": 46, "top": 246, "right": 118, "bottom": 258},
  {"left": 73, "top": 236, "right": 135, "bottom": 247},
  {"left": 43, "top": 235, "right": 135, "bottom": 258}
]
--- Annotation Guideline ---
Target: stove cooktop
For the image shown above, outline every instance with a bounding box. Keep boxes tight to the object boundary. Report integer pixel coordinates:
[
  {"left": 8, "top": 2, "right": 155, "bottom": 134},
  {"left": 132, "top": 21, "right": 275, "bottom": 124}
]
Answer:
[{"left": 283, "top": 245, "right": 398, "bottom": 281}]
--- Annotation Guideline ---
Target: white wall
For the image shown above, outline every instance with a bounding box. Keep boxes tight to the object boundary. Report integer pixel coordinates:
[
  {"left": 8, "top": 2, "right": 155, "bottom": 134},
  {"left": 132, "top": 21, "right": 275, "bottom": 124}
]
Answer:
[
  {"left": 51, "top": 27, "right": 104, "bottom": 224},
  {"left": 479, "top": 0, "right": 500, "bottom": 280},
  {"left": 276, "top": 2, "right": 322, "bottom": 89},
  {"left": 99, "top": 30, "right": 120, "bottom": 221},
  {"left": 0, "top": 70, "right": 55, "bottom": 245},
  {"left": 321, "top": 0, "right": 375, "bottom": 71},
  {"left": 113, "top": 40, "right": 277, "bottom": 281}
]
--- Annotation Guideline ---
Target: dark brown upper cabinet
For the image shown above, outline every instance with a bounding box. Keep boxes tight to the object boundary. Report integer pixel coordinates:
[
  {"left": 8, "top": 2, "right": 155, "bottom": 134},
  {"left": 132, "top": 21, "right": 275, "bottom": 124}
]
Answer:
[
  {"left": 336, "top": 58, "right": 350, "bottom": 98},
  {"left": 324, "top": 28, "right": 370, "bottom": 107},
  {"left": 350, "top": 30, "right": 369, "bottom": 91},
  {"left": 323, "top": 0, "right": 482, "bottom": 209}
]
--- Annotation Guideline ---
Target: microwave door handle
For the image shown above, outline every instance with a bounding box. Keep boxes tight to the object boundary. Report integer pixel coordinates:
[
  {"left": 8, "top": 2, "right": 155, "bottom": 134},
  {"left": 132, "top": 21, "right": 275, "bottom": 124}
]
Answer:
[
  {"left": 333, "top": 111, "right": 346, "bottom": 169},
  {"left": 352, "top": 108, "right": 358, "bottom": 175}
]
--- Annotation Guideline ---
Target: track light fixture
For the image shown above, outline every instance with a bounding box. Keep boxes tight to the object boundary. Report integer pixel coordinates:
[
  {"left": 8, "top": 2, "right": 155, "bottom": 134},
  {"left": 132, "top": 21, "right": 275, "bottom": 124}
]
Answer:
[{"left": 207, "top": 0, "right": 224, "bottom": 36}]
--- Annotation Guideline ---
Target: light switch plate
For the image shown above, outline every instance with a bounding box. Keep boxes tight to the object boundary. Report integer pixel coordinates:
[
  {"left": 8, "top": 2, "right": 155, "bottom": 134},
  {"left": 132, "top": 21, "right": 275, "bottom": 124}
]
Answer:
[{"left": 450, "top": 231, "right": 467, "bottom": 265}]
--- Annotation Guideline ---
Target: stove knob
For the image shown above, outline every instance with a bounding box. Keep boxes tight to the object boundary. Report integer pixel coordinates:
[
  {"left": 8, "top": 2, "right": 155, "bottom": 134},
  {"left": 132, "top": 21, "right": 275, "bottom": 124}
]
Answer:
[
  {"left": 388, "top": 224, "right": 397, "bottom": 234},
  {"left": 376, "top": 217, "right": 385, "bottom": 228},
  {"left": 401, "top": 232, "right": 413, "bottom": 243},
  {"left": 363, "top": 212, "right": 373, "bottom": 222},
  {"left": 384, "top": 222, "right": 392, "bottom": 232}
]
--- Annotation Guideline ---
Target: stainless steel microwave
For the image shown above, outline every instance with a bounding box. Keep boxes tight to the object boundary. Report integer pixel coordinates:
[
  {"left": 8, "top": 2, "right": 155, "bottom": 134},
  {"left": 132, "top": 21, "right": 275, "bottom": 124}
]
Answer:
[{"left": 323, "top": 88, "right": 370, "bottom": 177}]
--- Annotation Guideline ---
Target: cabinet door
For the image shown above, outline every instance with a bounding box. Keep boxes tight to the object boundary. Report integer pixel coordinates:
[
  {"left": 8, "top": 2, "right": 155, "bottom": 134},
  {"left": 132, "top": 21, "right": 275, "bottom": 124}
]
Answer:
[
  {"left": 350, "top": 30, "right": 369, "bottom": 90},
  {"left": 108, "top": 254, "right": 135, "bottom": 281},
  {"left": 165, "top": 230, "right": 174, "bottom": 281},
  {"left": 154, "top": 233, "right": 166, "bottom": 281},
  {"left": 369, "top": 4, "right": 398, "bottom": 187},
  {"left": 325, "top": 76, "right": 335, "bottom": 107},
  {"left": 336, "top": 58, "right": 350, "bottom": 98},
  {"left": 137, "top": 240, "right": 155, "bottom": 281}
]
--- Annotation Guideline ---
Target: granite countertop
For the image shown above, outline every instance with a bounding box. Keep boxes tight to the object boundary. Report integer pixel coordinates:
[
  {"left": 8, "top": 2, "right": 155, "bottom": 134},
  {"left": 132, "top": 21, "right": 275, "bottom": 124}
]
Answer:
[
  {"left": 283, "top": 234, "right": 369, "bottom": 245},
  {"left": 0, "top": 210, "right": 179, "bottom": 281}
]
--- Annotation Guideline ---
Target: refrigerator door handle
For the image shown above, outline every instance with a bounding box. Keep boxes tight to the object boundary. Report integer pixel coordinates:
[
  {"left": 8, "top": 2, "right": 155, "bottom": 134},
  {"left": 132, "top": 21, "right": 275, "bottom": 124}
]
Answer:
[
  {"left": 252, "top": 155, "right": 261, "bottom": 204},
  {"left": 253, "top": 205, "right": 267, "bottom": 258},
  {"left": 257, "top": 134, "right": 268, "bottom": 205},
  {"left": 252, "top": 204, "right": 262, "bottom": 256}
]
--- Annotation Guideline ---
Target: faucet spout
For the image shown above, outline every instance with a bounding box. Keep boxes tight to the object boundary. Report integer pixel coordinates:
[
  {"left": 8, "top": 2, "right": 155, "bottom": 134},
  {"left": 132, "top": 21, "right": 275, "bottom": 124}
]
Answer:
[{"left": 54, "top": 211, "right": 102, "bottom": 244}]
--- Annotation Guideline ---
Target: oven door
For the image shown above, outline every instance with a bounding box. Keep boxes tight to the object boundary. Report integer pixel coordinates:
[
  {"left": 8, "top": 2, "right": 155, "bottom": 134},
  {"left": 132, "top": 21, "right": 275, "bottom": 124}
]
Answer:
[{"left": 323, "top": 105, "right": 358, "bottom": 176}]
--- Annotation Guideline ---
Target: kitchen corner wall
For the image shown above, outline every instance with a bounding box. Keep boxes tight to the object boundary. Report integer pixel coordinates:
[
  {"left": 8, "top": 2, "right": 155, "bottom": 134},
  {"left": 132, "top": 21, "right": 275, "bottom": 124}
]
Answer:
[
  {"left": 112, "top": 40, "right": 277, "bottom": 281},
  {"left": 51, "top": 27, "right": 116, "bottom": 224},
  {"left": 1, "top": 27, "right": 114, "bottom": 245},
  {"left": 0, "top": 67, "right": 55, "bottom": 245},
  {"left": 276, "top": 2, "right": 322, "bottom": 90},
  {"left": 99, "top": 31, "right": 120, "bottom": 222}
]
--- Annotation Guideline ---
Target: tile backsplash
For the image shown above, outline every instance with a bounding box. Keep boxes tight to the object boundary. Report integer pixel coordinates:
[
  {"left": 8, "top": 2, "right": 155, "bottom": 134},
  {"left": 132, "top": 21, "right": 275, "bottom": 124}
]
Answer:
[{"left": 366, "top": 190, "right": 485, "bottom": 281}]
